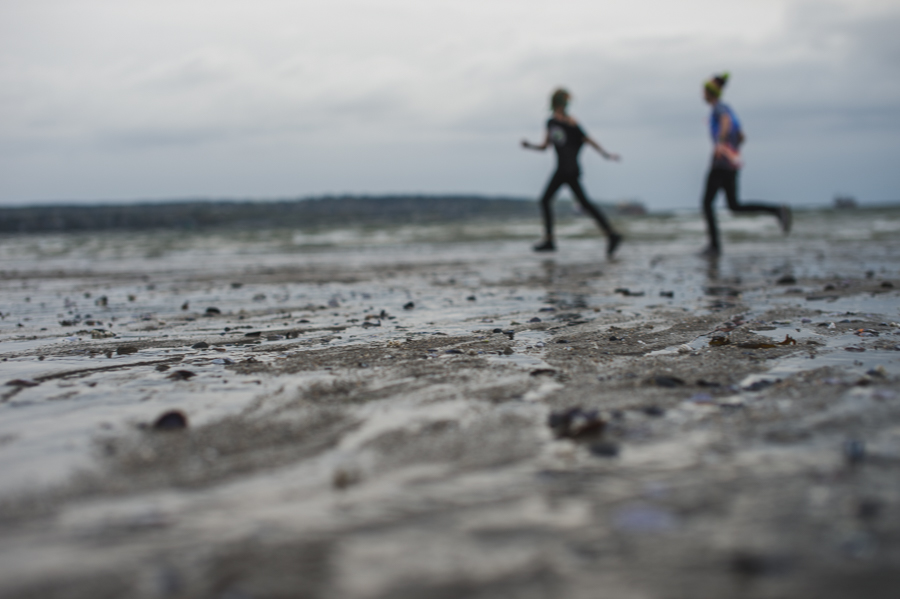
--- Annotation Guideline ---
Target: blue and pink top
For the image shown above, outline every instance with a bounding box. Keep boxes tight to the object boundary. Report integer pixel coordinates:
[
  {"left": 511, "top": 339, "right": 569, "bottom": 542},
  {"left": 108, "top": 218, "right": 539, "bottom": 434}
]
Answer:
[{"left": 710, "top": 102, "right": 743, "bottom": 170}]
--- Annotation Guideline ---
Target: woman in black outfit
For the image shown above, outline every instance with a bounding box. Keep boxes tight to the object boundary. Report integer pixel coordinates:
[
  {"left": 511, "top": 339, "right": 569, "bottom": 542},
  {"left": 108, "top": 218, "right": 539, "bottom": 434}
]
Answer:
[{"left": 521, "top": 88, "right": 623, "bottom": 258}]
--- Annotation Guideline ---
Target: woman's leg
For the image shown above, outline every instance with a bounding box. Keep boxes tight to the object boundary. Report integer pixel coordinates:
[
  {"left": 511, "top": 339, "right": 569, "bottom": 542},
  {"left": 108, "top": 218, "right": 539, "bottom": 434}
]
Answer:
[
  {"left": 702, "top": 169, "right": 724, "bottom": 253},
  {"left": 567, "top": 176, "right": 623, "bottom": 258},
  {"left": 722, "top": 171, "right": 780, "bottom": 217},
  {"left": 566, "top": 177, "right": 616, "bottom": 236},
  {"left": 722, "top": 171, "right": 792, "bottom": 233},
  {"left": 539, "top": 171, "right": 566, "bottom": 241}
]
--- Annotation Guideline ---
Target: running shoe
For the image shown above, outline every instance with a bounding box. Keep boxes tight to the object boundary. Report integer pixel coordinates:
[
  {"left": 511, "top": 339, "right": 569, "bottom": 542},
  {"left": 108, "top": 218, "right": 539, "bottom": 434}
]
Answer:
[
  {"left": 606, "top": 233, "right": 623, "bottom": 259},
  {"left": 533, "top": 240, "right": 556, "bottom": 252},
  {"left": 778, "top": 205, "right": 793, "bottom": 234}
]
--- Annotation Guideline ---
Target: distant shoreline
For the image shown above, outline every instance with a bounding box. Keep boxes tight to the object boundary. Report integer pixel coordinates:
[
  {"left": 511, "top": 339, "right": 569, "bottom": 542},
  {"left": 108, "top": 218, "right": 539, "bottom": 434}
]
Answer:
[
  {"left": 0, "top": 195, "right": 642, "bottom": 234},
  {"left": 0, "top": 195, "right": 895, "bottom": 234}
]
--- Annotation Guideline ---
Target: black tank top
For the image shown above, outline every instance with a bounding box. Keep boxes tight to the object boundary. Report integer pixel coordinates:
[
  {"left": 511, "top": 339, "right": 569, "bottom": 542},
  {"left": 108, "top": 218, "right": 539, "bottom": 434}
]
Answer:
[{"left": 547, "top": 117, "right": 586, "bottom": 176}]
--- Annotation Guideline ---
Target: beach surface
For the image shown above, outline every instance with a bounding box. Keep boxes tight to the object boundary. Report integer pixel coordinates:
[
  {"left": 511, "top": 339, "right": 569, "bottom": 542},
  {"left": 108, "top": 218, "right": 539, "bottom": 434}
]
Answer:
[{"left": 1, "top": 208, "right": 899, "bottom": 598}]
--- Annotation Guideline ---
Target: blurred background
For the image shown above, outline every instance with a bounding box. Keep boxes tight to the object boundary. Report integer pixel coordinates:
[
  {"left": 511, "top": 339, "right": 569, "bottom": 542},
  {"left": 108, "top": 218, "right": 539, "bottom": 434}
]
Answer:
[{"left": 1, "top": 0, "right": 898, "bottom": 210}]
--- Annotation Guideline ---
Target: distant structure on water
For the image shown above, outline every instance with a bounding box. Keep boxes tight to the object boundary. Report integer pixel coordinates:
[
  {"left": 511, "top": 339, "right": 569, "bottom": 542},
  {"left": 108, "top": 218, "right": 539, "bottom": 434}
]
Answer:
[
  {"left": 614, "top": 200, "right": 647, "bottom": 216},
  {"left": 833, "top": 195, "right": 858, "bottom": 210}
]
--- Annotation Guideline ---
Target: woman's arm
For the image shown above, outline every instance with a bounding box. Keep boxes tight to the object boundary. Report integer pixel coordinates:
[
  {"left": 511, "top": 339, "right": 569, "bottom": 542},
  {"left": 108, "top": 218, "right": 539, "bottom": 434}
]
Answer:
[
  {"left": 586, "top": 137, "right": 621, "bottom": 161},
  {"left": 717, "top": 112, "right": 732, "bottom": 143},
  {"left": 713, "top": 112, "right": 733, "bottom": 159},
  {"left": 521, "top": 131, "right": 550, "bottom": 151}
]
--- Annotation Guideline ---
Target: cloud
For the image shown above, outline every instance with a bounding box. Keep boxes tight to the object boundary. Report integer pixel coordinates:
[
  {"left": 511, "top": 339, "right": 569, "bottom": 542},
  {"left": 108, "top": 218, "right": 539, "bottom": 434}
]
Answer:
[{"left": 0, "top": 0, "right": 897, "bottom": 205}]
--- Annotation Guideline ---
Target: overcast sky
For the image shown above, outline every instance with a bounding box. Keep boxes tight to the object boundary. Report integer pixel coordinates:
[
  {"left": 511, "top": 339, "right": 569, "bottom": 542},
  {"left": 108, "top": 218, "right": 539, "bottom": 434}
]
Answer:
[{"left": 1, "top": 0, "right": 898, "bottom": 209}]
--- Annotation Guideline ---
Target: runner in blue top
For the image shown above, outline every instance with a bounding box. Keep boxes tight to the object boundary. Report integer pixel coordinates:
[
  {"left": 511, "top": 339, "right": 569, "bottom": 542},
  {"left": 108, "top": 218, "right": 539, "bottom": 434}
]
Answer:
[
  {"left": 700, "top": 73, "right": 792, "bottom": 257},
  {"left": 521, "top": 88, "right": 623, "bottom": 258}
]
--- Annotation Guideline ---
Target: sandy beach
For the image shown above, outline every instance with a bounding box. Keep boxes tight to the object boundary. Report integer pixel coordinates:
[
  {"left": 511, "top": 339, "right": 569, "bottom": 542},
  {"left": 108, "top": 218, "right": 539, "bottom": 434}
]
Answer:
[{"left": 1, "top": 207, "right": 899, "bottom": 598}]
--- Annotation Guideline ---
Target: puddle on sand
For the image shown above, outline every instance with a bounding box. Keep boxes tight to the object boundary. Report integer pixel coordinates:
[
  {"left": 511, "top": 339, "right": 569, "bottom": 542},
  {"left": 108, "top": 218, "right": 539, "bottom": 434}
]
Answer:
[
  {"left": 486, "top": 329, "right": 553, "bottom": 370},
  {"left": 766, "top": 349, "right": 900, "bottom": 379},
  {"left": 751, "top": 325, "right": 900, "bottom": 377}
]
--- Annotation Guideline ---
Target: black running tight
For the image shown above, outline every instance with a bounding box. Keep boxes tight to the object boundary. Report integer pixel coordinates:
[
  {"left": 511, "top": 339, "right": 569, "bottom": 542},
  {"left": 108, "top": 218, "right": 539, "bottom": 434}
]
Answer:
[
  {"left": 540, "top": 171, "right": 615, "bottom": 240},
  {"left": 702, "top": 168, "right": 780, "bottom": 251}
]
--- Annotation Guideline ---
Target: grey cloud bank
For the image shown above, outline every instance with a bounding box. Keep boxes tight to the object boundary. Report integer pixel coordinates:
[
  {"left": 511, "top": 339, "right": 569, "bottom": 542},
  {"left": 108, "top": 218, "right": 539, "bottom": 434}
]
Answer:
[{"left": 1, "top": 0, "right": 898, "bottom": 208}]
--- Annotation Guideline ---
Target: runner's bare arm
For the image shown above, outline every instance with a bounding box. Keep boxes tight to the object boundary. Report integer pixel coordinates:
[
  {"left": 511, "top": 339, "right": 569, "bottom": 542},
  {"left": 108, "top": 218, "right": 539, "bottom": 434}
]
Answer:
[
  {"left": 718, "top": 112, "right": 732, "bottom": 143},
  {"left": 521, "top": 131, "right": 550, "bottom": 150},
  {"left": 586, "top": 137, "right": 621, "bottom": 161}
]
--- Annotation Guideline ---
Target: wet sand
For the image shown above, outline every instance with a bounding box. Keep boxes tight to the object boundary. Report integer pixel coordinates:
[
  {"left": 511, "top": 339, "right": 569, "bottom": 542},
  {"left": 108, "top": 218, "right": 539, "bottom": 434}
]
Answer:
[{"left": 1, "top": 208, "right": 899, "bottom": 598}]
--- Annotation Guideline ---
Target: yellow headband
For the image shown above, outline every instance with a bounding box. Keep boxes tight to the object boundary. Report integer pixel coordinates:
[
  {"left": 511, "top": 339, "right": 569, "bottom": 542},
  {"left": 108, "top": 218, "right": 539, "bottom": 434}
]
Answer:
[
  {"left": 704, "top": 72, "right": 729, "bottom": 98},
  {"left": 704, "top": 80, "right": 722, "bottom": 98}
]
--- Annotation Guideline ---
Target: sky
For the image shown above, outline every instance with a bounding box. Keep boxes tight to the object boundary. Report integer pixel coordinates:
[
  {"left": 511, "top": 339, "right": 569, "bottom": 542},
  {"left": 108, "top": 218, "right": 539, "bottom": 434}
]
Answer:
[{"left": 1, "top": 0, "right": 898, "bottom": 209}]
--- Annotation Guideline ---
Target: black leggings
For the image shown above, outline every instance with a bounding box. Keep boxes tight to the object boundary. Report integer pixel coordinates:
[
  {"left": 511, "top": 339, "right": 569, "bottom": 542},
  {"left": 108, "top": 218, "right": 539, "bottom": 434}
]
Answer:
[
  {"left": 703, "top": 168, "right": 780, "bottom": 251},
  {"left": 540, "top": 170, "right": 615, "bottom": 240}
]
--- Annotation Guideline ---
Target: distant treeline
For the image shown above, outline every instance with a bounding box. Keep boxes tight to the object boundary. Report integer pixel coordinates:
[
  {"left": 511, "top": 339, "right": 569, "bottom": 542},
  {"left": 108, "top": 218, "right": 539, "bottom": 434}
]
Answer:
[{"left": 0, "top": 196, "right": 545, "bottom": 234}]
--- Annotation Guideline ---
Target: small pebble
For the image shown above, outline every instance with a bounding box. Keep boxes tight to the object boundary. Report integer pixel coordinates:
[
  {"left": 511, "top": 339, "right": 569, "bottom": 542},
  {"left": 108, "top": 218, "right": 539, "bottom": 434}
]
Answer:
[
  {"left": 652, "top": 375, "right": 685, "bottom": 388},
  {"left": 191, "top": 341, "right": 209, "bottom": 349},
  {"left": 730, "top": 552, "right": 790, "bottom": 578},
  {"left": 205, "top": 307, "right": 221, "bottom": 315},
  {"left": 548, "top": 407, "right": 605, "bottom": 439},
  {"left": 589, "top": 441, "right": 620, "bottom": 458},
  {"left": 530, "top": 368, "right": 557, "bottom": 376},
  {"left": 696, "top": 380, "right": 722, "bottom": 388},
  {"left": 688, "top": 393, "right": 714, "bottom": 404},
  {"left": 167, "top": 370, "right": 196, "bottom": 381},
  {"left": 612, "top": 504, "right": 676, "bottom": 532},
  {"left": 844, "top": 439, "right": 866, "bottom": 465},
  {"left": 153, "top": 410, "right": 188, "bottom": 431},
  {"left": 743, "top": 379, "right": 775, "bottom": 392},
  {"left": 857, "top": 499, "right": 882, "bottom": 521}
]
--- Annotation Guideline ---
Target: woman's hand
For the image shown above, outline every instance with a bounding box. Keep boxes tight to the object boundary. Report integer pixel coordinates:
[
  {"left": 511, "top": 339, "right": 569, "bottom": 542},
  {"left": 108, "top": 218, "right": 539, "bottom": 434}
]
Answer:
[
  {"left": 587, "top": 137, "right": 620, "bottom": 161},
  {"left": 522, "top": 136, "right": 549, "bottom": 150}
]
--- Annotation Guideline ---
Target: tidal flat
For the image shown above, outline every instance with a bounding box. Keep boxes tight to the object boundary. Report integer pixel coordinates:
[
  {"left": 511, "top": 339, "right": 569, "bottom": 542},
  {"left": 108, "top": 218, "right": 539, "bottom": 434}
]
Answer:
[{"left": 1, "top": 208, "right": 899, "bottom": 598}]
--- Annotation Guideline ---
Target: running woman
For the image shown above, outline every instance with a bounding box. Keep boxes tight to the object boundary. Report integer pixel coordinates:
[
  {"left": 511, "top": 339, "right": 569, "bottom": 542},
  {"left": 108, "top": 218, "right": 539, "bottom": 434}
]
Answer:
[
  {"left": 521, "top": 88, "right": 623, "bottom": 258},
  {"left": 700, "top": 73, "right": 791, "bottom": 257}
]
